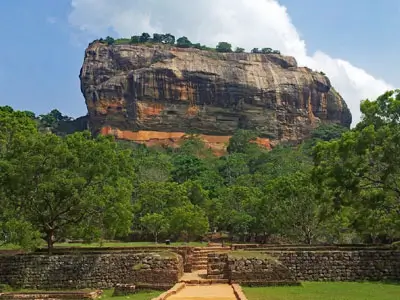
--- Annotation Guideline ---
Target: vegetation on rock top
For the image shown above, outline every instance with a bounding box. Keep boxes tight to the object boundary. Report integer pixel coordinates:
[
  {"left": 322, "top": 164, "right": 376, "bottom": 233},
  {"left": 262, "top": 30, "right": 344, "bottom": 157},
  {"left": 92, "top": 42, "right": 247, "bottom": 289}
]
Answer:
[{"left": 90, "top": 32, "right": 281, "bottom": 54}]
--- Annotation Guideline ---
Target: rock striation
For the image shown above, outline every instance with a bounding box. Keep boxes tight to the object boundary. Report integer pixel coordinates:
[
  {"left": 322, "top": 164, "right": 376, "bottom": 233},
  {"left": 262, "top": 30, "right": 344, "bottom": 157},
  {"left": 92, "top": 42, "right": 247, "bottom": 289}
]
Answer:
[{"left": 80, "top": 42, "right": 352, "bottom": 153}]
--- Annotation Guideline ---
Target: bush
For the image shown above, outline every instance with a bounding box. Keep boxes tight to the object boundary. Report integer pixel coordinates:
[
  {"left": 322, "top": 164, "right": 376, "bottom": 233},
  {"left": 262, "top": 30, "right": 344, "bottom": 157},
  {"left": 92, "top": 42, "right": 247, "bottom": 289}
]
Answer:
[
  {"left": 216, "top": 42, "right": 232, "bottom": 53},
  {"left": 391, "top": 241, "right": 400, "bottom": 249},
  {"left": 176, "top": 36, "right": 192, "bottom": 48},
  {"left": 0, "top": 284, "right": 12, "bottom": 292},
  {"left": 235, "top": 47, "right": 245, "bottom": 53}
]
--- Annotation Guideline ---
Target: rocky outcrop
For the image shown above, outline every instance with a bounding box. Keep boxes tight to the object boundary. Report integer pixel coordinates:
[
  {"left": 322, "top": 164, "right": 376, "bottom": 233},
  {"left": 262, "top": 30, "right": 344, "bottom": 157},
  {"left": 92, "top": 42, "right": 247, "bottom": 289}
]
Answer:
[{"left": 80, "top": 42, "right": 351, "bottom": 153}]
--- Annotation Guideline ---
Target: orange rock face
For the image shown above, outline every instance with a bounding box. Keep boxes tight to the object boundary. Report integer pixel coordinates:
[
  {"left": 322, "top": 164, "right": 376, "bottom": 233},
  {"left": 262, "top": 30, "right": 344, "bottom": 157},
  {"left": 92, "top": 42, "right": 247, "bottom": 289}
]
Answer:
[{"left": 100, "top": 126, "right": 271, "bottom": 155}]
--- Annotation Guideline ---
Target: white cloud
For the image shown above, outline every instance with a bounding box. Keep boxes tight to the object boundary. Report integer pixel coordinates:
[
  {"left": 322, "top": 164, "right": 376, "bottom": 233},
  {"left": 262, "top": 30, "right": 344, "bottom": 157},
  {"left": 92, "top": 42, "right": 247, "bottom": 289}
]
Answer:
[{"left": 68, "top": 0, "right": 393, "bottom": 125}]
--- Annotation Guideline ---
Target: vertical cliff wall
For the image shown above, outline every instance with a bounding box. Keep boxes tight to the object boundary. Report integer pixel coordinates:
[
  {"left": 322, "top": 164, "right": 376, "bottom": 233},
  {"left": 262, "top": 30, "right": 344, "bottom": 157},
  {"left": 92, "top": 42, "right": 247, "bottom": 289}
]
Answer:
[{"left": 80, "top": 43, "right": 352, "bottom": 152}]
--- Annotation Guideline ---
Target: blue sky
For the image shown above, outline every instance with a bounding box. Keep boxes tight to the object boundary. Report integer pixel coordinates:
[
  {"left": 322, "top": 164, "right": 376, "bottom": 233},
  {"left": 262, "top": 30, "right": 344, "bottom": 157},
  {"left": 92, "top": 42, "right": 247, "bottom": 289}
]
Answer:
[{"left": 0, "top": 0, "right": 397, "bottom": 123}]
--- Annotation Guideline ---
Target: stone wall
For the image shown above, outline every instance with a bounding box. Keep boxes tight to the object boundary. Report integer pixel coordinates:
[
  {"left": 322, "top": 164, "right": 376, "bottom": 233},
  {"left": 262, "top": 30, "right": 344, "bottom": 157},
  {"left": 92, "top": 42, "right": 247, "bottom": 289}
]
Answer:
[
  {"left": 207, "top": 253, "right": 297, "bottom": 285},
  {"left": 270, "top": 250, "right": 400, "bottom": 281},
  {"left": 32, "top": 247, "right": 194, "bottom": 273},
  {"left": 207, "top": 250, "right": 400, "bottom": 284},
  {"left": 0, "top": 252, "right": 183, "bottom": 289}
]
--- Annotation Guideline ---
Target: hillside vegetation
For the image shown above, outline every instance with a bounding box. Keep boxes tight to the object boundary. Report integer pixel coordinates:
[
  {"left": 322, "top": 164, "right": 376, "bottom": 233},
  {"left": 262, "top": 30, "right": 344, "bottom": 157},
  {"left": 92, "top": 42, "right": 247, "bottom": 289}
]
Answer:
[{"left": 0, "top": 90, "right": 399, "bottom": 253}]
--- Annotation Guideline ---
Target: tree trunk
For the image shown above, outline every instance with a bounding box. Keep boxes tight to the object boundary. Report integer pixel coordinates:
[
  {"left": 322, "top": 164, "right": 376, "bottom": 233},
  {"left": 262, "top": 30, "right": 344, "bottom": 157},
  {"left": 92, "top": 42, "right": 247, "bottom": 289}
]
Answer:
[
  {"left": 46, "top": 229, "right": 55, "bottom": 255},
  {"left": 154, "top": 232, "right": 158, "bottom": 244}
]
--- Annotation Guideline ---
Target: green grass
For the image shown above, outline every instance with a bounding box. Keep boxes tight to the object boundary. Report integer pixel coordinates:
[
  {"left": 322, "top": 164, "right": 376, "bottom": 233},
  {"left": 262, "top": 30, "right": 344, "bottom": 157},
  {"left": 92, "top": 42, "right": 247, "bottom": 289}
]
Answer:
[
  {"left": 0, "top": 241, "right": 207, "bottom": 251},
  {"left": 0, "top": 244, "right": 21, "bottom": 250},
  {"left": 243, "top": 282, "right": 400, "bottom": 300},
  {"left": 100, "top": 289, "right": 160, "bottom": 300},
  {"left": 53, "top": 241, "right": 206, "bottom": 248},
  {"left": 2, "top": 289, "right": 160, "bottom": 300}
]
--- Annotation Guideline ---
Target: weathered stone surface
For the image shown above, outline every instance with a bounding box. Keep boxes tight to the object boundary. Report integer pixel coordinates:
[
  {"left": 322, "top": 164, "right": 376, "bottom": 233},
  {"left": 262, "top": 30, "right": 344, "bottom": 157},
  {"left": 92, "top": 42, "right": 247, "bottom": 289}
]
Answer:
[
  {"left": 208, "top": 250, "right": 400, "bottom": 284},
  {"left": 80, "top": 43, "right": 351, "bottom": 153},
  {"left": 0, "top": 253, "right": 183, "bottom": 289}
]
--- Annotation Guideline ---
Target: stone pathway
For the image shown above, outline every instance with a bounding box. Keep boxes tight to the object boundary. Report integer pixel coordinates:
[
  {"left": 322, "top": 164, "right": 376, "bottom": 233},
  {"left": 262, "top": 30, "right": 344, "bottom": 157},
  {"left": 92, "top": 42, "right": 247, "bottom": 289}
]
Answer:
[
  {"left": 167, "top": 284, "right": 237, "bottom": 300},
  {"left": 153, "top": 246, "right": 243, "bottom": 300}
]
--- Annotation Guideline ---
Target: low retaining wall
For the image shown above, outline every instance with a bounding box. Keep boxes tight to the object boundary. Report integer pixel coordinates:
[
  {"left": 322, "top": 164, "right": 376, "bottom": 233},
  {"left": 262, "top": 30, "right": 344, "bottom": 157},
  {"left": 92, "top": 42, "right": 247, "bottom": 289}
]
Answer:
[
  {"left": 0, "top": 252, "right": 183, "bottom": 289},
  {"left": 270, "top": 250, "right": 400, "bottom": 281},
  {"left": 207, "top": 253, "right": 297, "bottom": 285},
  {"left": 208, "top": 250, "right": 400, "bottom": 284},
  {"left": 32, "top": 247, "right": 194, "bottom": 273}
]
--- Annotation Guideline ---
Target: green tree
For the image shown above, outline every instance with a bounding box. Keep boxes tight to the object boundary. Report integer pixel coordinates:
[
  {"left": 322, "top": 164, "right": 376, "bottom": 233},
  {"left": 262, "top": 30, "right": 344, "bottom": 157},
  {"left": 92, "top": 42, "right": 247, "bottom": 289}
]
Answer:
[
  {"left": 234, "top": 47, "right": 245, "bottom": 53},
  {"left": 261, "top": 48, "right": 273, "bottom": 54},
  {"left": 169, "top": 204, "right": 209, "bottom": 242},
  {"left": 132, "top": 181, "right": 188, "bottom": 218},
  {"left": 179, "top": 135, "right": 213, "bottom": 158},
  {"left": 264, "top": 172, "right": 326, "bottom": 244},
  {"left": 22, "top": 111, "right": 36, "bottom": 119},
  {"left": 0, "top": 131, "right": 135, "bottom": 253},
  {"left": 0, "top": 108, "right": 42, "bottom": 249},
  {"left": 152, "top": 33, "right": 163, "bottom": 43},
  {"left": 176, "top": 36, "right": 192, "bottom": 48},
  {"left": 130, "top": 35, "right": 140, "bottom": 44},
  {"left": 249, "top": 145, "right": 312, "bottom": 177},
  {"left": 311, "top": 124, "right": 348, "bottom": 142},
  {"left": 227, "top": 129, "right": 258, "bottom": 154},
  {"left": 217, "top": 185, "right": 260, "bottom": 240},
  {"left": 313, "top": 90, "right": 400, "bottom": 242},
  {"left": 161, "top": 33, "right": 175, "bottom": 45},
  {"left": 139, "top": 32, "right": 151, "bottom": 43},
  {"left": 105, "top": 36, "right": 115, "bottom": 45},
  {"left": 39, "top": 109, "right": 71, "bottom": 130},
  {"left": 171, "top": 154, "right": 207, "bottom": 183},
  {"left": 140, "top": 213, "right": 169, "bottom": 243},
  {"left": 218, "top": 153, "right": 249, "bottom": 185},
  {"left": 131, "top": 146, "right": 172, "bottom": 183},
  {"left": 216, "top": 42, "right": 232, "bottom": 53}
]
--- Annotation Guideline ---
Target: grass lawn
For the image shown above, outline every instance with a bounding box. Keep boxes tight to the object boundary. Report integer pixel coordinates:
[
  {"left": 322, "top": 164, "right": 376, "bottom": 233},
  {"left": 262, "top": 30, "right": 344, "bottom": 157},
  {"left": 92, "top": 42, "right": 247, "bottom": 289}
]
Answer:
[
  {"left": 0, "top": 241, "right": 207, "bottom": 251},
  {"left": 0, "top": 244, "right": 21, "bottom": 250},
  {"left": 0, "top": 289, "right": 160, "bottom": 300},
  {"left": 243, "top": 282, "right": 400, "bottom": 300},
  {"left": 100, "top": 289, "right": 160, "bottom": 300},
  {"left": 53, "top": 241, "right": 207, "bottom": 248}
]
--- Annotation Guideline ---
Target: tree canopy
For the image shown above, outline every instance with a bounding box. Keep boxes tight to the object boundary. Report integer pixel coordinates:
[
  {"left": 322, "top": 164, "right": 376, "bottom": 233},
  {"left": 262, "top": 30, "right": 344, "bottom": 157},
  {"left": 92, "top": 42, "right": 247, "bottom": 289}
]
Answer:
[
  {"left": 1, "top": 90, "right": 399, "bottom": 251},
  {"left": 92, "top": 32, "right": 282, "bottom": 56}
]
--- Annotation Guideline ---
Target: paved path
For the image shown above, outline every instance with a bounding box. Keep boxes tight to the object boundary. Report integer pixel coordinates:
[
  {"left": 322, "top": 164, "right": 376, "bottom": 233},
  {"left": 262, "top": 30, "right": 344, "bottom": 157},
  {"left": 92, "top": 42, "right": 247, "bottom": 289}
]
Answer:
[
  {"left": 179, "top": 270, "right": 207, "bottom": 281},
  {"left": 167, "top": 284, "right": 237, "bottom": 300}
]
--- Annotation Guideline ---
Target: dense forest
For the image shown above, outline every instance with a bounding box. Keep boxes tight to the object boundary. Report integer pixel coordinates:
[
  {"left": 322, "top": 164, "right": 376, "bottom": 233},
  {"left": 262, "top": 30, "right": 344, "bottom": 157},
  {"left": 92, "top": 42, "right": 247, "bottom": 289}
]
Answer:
[
  {"left": 0, "top": 90, "right": 399, "bottom": 252},
  {"left": 91, "top": 32, "right": 281, "bottom": 54}
]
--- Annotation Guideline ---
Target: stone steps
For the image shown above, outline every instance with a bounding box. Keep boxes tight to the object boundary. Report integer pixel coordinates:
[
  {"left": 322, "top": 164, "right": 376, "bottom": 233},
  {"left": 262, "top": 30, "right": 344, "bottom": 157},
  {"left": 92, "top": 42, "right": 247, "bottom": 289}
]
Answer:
[
  {"left": 192, "top": 264, "right": 207, "bottom": 270},
  {"left": 206, "top": 274, "right": 227, "bottom": 280},
  {"left": 191, "top": 247, "right": 230, "bottom": 272},
  {"left": 179, "top": 279, "right": 230, "bottom": 285}
]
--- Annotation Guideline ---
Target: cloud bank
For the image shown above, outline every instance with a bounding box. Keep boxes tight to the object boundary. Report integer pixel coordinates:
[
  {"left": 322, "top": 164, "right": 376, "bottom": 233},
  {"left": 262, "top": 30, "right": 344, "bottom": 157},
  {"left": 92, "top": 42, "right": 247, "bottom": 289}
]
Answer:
[{"left": 68, "top": 0, "right": 393, "bottom": 125}]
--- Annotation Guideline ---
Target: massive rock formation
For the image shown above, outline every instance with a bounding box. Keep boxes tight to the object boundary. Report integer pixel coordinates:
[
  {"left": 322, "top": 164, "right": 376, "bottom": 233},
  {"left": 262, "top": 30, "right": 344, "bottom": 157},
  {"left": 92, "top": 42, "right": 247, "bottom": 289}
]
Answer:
[{"left": 80, "top": 42, "right": 351, "bottom": 153}]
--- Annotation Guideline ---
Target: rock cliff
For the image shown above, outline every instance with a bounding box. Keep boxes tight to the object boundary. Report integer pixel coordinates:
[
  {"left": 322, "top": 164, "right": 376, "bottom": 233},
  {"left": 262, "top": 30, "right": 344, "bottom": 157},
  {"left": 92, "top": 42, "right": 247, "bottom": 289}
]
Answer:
[{"left": 80, "top": 42, "right": 351, "bottom": 153}]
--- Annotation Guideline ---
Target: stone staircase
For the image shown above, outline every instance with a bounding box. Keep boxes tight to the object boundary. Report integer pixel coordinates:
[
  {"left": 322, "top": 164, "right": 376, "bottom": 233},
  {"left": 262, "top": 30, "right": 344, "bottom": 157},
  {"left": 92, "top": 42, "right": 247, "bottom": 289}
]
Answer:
[
  {"left": 192, "top": 246, "right": 230, "bottom": 271},
  {"left": 207, "top": 253, "right": 229, "bottom": 280}
]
